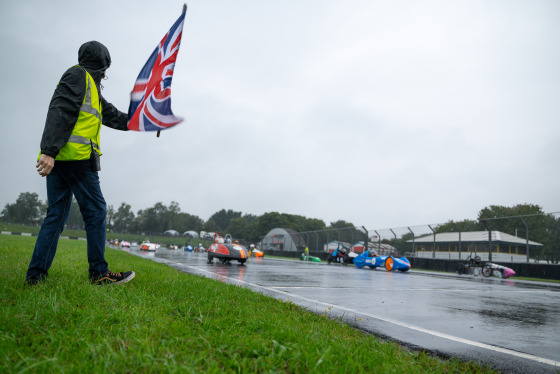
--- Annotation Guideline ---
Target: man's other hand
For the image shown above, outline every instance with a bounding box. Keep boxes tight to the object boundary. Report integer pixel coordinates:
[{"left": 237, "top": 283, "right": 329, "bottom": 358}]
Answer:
[{"left": 36, "top": 154, "right": 55, "bottom": 177}]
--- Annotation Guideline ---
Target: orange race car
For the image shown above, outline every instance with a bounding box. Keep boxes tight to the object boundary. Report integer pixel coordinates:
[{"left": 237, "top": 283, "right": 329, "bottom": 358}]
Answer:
[{"left": 207, "top": 234, "right": 249, "bottom": 265}]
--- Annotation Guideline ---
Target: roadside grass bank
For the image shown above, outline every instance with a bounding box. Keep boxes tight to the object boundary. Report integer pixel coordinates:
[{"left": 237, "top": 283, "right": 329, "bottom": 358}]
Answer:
[
  {"left": 511, "top": 276, "right": 560, "bottom": 283},
  {"left": 0, "top": 223, "right": 206, "bottom": 247},
  {"left": 263, "top": 255, "right": 303, "bottom": 261},
  {"left": 0, "top": 236, "right": 496, "bottom": 373}
]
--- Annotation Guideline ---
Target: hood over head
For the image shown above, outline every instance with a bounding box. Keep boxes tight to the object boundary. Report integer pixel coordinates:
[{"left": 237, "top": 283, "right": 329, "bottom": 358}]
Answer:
[{"left": 78, "top": 41, "right": 111, "bottom": 83}]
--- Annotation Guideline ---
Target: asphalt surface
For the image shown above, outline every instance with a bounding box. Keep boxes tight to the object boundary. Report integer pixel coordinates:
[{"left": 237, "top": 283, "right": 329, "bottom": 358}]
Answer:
[{"left": 119, "top": 245, "right": 560, "bottom": 373}]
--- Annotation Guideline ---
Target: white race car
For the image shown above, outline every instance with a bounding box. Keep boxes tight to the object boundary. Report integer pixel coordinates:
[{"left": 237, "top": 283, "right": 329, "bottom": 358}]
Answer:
[{"left": 140, "top": 242, "right": 159, "bottom": 251}]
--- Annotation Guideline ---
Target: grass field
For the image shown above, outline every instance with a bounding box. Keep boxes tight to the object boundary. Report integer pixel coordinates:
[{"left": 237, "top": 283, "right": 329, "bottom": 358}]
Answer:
[
  {"left": 0, "top": 223, "right": 209, "bottom": 248},
  {"left": 0, "top": 235, "right": 496, "bottom": 373}
]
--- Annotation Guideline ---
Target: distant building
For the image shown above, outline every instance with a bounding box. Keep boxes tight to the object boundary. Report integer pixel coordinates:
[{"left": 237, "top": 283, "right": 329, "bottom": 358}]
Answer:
[
  {"left": 261, "top": 228, "right": 306, "bottom": 252},
  {"left": 351, "top": 241, "right": 397, "bottom": 256},
  {"left": 408, "top": 230, "right": 543, "bottom": 262},
  {"left": 182, "top": 230, "right": 199, "bottom": 238},
  {"left": 323, "top": 241, "right": 351, "bottom": 253}
]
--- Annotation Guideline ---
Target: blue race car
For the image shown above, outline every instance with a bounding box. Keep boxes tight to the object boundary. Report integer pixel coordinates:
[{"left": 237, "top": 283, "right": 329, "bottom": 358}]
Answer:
[{"left": 353, "top": 251, "right": 410, "bottom": 272}]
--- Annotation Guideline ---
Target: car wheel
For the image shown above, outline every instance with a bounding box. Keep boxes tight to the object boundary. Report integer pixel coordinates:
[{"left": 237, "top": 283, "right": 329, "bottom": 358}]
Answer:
[
  {"left": 494, "top": 269, "right": 505, "bottom": 278},
  {"left": 385, "top": 257, "right": 394, "bottom": 271}
]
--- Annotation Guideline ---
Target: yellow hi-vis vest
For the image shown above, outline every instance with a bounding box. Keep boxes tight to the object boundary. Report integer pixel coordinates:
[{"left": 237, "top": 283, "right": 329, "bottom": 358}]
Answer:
[{"left": 54, "top": 66, "right": 103, "bottom": 161}]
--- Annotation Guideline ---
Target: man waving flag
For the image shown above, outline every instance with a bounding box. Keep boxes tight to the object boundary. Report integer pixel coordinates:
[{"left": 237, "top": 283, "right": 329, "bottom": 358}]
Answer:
[{"left": 127, "top": 4, "right": 186, "bottom": 133}]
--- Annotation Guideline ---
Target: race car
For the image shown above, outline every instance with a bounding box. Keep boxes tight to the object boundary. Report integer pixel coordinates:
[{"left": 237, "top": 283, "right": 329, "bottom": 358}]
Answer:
[
  {"left": 327, "top": 246, "right": 348, "bottom": 264},
  {"left": 120, "top": 241, "right": 130, "bottom": 248},
  {"left": 140, "top": 242, "right": 159, "bottom": 251},
  {"left": 353, "top": 251, "right": 411, "bottom": 272},
  {"left": 207, "top": 234, "right": 249, "bottom": 264},
  {"left": 457, "top": 253, "right": 515, "bottom": 278},
  {"left": 300, "top": 253, "right": 321, "bottom": 262},
  {"left": 249, "top": 244, "right": 264, "bottom": 258},
  {"left": 327, "top": 245, "right": 359, "bottom": 264}
]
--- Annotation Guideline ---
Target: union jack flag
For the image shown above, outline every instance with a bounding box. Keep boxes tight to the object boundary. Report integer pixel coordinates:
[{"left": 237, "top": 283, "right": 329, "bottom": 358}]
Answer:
[{"left": 127, "top": 5, "right": 186, "bottom": 132}]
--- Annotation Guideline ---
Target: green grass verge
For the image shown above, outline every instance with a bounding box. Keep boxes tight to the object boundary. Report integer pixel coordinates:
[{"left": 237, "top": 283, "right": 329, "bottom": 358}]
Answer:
[
  {"left": 511, "top": 276, "right": 560, "bottom": 283},
  {"left": 0, "top": 223, "right": 208, "bottom": 247},
  {"left": 265, "top": 255, "right": 303, "bottom": 261},
  {"left": 0, "top": 236, "right": 496, "bottom": 373},
  {"left": 0, "top": 223, "right": 42, "bottom": 235}
]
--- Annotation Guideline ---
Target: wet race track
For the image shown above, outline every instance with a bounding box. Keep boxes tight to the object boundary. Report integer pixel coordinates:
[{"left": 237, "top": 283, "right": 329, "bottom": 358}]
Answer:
[{"left": 118, "top": 246, "right": 560, "bottom": 373}]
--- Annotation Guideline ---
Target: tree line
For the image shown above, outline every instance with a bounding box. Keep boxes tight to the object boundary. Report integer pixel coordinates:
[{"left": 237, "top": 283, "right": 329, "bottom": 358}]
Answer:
[
  {"left": 2, "top": 193, "right": 559, "bottom": 261},
  {"left": 0, "top": 192, "right": 357, "bottom": 245}
]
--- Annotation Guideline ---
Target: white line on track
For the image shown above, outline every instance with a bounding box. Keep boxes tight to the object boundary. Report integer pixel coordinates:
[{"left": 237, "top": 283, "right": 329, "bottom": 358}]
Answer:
[
  {"left": 269, "top": 286, "right": 559, "bottom": 294},
  {"left": 174, "top": 261, "right": 560, "bottom": 368}
]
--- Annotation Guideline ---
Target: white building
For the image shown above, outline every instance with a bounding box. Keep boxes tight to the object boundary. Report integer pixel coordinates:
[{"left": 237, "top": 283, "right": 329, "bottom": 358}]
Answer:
[{"left": 408, "top": 231, "right": 543, "bottom": 262}]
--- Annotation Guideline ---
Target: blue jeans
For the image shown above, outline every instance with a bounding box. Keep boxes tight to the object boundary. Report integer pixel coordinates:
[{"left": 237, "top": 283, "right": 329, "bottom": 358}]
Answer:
[{"left": 26, "top": 161, "right": 109, "bottom": 281}]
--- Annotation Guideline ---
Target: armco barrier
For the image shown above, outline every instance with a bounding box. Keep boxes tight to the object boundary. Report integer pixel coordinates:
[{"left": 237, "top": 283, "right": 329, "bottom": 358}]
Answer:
[
  {"left": 0, "top": 231, "right": 36, "bottom": 237},
  {"left": 409, "top": 257, "right": 560, "bottom": 280},
  {"left": 1, "top": 231, "right": 85, "bottom": 241}
]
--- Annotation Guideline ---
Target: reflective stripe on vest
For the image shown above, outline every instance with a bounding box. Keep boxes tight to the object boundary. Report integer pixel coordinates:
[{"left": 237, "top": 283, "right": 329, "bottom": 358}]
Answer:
[
  {"left": 80, "top": 77, "right": 101, "bottom": 120},
  {"left": 54, "top": 66, "right": 103, "bottom": 161},
  {"left": 67, "top": 135, "right": 100, "bottom": 150}
]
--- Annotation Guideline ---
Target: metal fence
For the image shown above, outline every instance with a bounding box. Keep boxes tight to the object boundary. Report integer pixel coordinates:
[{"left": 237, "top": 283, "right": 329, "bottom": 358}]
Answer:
[{"left": 259, "top": 211, "right": 560, "bottom": 263}]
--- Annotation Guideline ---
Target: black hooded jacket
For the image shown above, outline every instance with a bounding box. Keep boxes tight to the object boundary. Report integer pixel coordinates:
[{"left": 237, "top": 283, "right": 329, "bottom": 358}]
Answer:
[{"left": 40, "top": 41, "right": 128, "bottom": 158}]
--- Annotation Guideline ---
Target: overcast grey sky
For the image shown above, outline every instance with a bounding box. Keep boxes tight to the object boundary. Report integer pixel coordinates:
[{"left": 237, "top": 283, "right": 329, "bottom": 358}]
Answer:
[{"left": 1, "top": 0, "right": 559, "bottom": 230}]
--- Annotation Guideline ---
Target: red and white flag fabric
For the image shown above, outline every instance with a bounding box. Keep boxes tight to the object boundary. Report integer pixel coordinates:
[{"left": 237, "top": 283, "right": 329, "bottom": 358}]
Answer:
[{"left": 127, "top": 5, "right": 186, "bottom": 132}]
